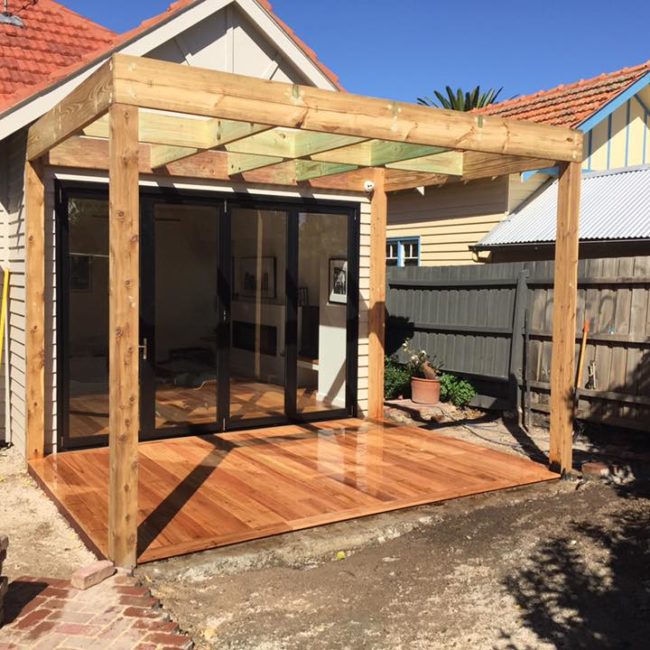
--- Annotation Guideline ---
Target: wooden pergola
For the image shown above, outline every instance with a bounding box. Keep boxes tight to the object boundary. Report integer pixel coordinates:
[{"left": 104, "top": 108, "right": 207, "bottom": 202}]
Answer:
[{"left": 25, "top": 54, "right": 582, "bottom": 567}]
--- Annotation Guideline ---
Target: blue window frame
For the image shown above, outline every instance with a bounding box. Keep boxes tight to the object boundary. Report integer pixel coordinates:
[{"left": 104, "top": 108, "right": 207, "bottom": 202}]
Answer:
[{"left": 386, "top": 237, "right": 420, "bottom": 267}]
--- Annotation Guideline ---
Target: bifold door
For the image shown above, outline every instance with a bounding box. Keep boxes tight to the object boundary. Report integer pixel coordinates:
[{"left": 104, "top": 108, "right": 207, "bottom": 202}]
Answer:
[{"left": 58, "top": 186, "right": 359, "bottom": 450}]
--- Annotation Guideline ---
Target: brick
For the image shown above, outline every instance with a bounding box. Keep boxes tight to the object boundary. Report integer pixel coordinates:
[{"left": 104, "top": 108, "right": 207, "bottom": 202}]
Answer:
[
  {"left": 70, "top": 561, "right": 116, "bottom": 591},
  {"left": 123, "top": 606, "right": 162, "bottom": 619},
  {"left": 133, "top": 619, "right": 177, "bottom": 632},
  {"left": 118, "top": 595, "right": 158, "bottom": 608},
  {"left": 15, "top": 607, "right": 52, "bottom": 629},
  {"left": 143, "top": 631, "right": 193, "bottom": 648},
  {"left": 49, "top": 610, "right": 96, "bottom": 625},
  {"left": 31, "top": 634, "right": 71, "bottom": 650},
  {"left": 116, "top": 586, "right": 151, "bottom": 597},
  {"left": 135, "top": 644, "right": 157, "bottom": 650},
  {"left": 52, "top": 622, "right": 103, "bottom": 636},
  {"left": 29, "top": 620, "right": 58, "bottom": 636},
  {"left": 41, "top": 586, "right": 75, "bottom": 599}
]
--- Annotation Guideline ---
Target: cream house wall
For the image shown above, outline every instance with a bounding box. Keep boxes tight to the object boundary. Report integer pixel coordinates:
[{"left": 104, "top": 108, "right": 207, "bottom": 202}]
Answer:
[{"left": 387, "top": 177, "right": 509, "bottom": 266}]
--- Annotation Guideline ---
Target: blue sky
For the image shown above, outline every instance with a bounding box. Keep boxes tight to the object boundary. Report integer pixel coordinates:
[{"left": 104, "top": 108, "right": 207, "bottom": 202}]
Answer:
[{"left": 63, "top": 0, "right": 650, "bottom": 102}]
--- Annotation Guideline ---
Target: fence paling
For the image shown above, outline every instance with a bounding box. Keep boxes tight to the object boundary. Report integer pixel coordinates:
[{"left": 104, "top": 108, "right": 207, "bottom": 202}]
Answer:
[{"left": 386, "top": 255, "right": 650, "bottom": 433}]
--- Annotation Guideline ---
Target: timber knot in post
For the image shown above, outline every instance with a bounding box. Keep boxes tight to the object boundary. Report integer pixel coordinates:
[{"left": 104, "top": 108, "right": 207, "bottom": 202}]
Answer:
[
  {"left": 116, "top": 209, "right": 126, "bottom": 221},
  {"left": 115, "top": 326, "right": 123, "bottom": 338}
]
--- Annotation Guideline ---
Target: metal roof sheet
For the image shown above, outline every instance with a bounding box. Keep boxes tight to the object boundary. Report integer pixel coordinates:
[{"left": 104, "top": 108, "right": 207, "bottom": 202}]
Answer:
[{"left": 475, "top": 166, "right": 650, "bottom": 248}]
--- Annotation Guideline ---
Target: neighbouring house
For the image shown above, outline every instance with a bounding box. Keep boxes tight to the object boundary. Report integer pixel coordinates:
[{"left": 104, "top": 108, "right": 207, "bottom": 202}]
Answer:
[
  {"left": 1, "top": 0, "right": 584, "bottom": 569},
  {"left": 386, "top": 61, "right": 650, "bottom": 267}
]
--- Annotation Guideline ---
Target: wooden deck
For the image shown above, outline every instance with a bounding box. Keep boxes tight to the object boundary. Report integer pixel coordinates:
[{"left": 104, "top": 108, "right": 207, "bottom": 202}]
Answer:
[{"left": 29, "top": 419, "right": 558, "bottom": 563}]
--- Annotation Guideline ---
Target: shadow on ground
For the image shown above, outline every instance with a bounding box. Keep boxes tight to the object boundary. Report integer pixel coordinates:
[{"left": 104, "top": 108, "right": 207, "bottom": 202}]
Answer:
[{"left": 501, "top": 480, "right": 650, "bottom": 649}]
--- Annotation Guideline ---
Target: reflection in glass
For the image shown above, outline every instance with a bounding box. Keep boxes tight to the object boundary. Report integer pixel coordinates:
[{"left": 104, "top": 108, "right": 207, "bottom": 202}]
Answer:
[
  {"left": 153, "top": 204, "right": 219, "bottom": 429},
  {"left": 229, "top": 209, "right": 287, "bottom": 421},
  {"left": 67, "top": 198, "right": 110, "bottom": 438},
  {"left": 297, "top": 212, "right": 348, "bottom": 414}
]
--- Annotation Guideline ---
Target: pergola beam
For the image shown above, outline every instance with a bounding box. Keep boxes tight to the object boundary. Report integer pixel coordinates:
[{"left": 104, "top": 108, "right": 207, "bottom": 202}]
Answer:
[
  {"left": 110, "top": 54, "right": 582, "bottom": 162},
  {"left": 387, "top": 151, "right": 463, "bottom": 175},
  {"left": 48, "top": 136, "right": 561, "bottom": 191},
  {"left": 27, "top": 63, "right": 113, "bottom": 161},
  {"left": 48, "top": 136, "right": 377, "bottom": 191},
  {"left": 295, "top": 160, "right": 358, "bottom": 181}
]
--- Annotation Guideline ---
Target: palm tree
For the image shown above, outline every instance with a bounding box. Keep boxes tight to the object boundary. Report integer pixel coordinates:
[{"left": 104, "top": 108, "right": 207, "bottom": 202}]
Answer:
[{"left": 417, "top": 86, "right": 503, "bottom": 111}]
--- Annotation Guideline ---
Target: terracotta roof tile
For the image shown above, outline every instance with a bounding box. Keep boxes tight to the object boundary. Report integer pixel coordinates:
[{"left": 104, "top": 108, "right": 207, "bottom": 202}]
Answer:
[
  {"left": 0, "top": 0, "right": 116, "bottom": 110},
  {"left": 0, "top": 0, "right": 341, "bottom": 116},
  {"left": 479, "top": 61, "right": 650, "bottom": 128}
]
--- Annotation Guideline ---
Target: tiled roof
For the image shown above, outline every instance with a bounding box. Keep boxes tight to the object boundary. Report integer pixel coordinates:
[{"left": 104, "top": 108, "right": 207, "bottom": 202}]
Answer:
[
  {"left": 0, "top": 0, "right": 116, "bottom": 111},
  {"left": 479, "top": 61, "right": 650, "bottom": 128},
  {"left": 0, "top": 0, "right": 341, "bottom": 116}
]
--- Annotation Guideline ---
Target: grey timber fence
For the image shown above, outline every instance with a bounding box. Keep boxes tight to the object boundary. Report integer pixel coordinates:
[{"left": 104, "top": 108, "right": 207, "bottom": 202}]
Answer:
[{"left": 386, "top": 256, "right": 650, "bottom": 432}]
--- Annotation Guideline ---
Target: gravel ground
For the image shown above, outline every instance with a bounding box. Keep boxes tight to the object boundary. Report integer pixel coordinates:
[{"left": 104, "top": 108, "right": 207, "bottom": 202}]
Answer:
[
  {"left": 140, "top": 477, "right": 650, "bottom": 649},
  {"left": 0, "top": 444, "right": 95, "bottom": 580}
]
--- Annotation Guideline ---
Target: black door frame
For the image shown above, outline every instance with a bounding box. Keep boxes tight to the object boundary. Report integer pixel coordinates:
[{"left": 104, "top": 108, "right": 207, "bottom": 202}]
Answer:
[{"left": 56, "top": 181, "right": 360, "bottom": 450}]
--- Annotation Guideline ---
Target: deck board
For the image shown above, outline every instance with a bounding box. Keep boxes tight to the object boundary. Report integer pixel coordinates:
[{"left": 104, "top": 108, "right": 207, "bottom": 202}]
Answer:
[{"left": 29, "top": 419, "right": 558, "bottom": 563}]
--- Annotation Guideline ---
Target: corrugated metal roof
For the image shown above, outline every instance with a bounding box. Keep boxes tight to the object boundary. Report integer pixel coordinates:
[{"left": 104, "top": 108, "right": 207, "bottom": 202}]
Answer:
[{"left": 475, "top": 166, "right": 650, "bottom": 248}]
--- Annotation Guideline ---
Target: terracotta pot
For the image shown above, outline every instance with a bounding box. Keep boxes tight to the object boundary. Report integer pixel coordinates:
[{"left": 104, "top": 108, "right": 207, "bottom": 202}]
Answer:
[{"left": 411, "top": 376, "right": 440, "bottom": 405}]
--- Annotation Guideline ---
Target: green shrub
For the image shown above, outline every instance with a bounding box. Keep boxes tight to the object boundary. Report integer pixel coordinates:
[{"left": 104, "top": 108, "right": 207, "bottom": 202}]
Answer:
[
  {"left": 384, "top": 356, "right": 411, "bottom": 399},
  {"left": 439, "top": 373, "right": 476, "bottom": 408}
]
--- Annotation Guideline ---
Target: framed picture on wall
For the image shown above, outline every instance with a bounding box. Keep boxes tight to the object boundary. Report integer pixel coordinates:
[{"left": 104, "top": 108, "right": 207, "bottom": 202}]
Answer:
[
  {"left": 70, "top": 254, "right": 91, "bottom": 292},
  {"left": 328, "top": 258, "right": 347, "bottom": 305},
  {"left": 238, "top": 256, "right": 277, "bottom": 299}
]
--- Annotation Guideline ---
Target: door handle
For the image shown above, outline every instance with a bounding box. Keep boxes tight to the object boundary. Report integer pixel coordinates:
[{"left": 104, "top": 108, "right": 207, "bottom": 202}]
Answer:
[{"left": 139, "top": 337, "right": 148, "bottom": 361}]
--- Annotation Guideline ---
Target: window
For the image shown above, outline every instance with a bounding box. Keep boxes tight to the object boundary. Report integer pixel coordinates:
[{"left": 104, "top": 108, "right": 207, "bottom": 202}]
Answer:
[
  {"left": 386, "top": 240, "right": 399, "bottom": 266},
  {"left": 386, "top": 237, "right": 420, "bottom": 267}
]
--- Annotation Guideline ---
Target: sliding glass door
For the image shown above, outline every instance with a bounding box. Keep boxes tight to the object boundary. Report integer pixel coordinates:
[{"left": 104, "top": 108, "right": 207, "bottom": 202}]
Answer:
[{"left": 58, "top": 185, "right": 359, "bottom": 449}]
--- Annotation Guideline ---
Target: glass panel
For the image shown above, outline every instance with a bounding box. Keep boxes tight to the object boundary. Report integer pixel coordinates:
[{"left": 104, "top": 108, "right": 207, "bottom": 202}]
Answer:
[
  {"left": 229, "top": 208, "right": 287, "bottom": 422},
  {"left": 386, "top": 240, "right": 398, "bottom": 266},
  {"left": 153, "top": 203, "right": 219, "bottom": 429},
  {"left": 296, "top": 212, "right": 348, "bottom": 414},
  {"left": 67, "top": 197, "right": 109, "bottom": 439},
  {"left": 403, "top": 240, "right": 419, "bottom": 266}
]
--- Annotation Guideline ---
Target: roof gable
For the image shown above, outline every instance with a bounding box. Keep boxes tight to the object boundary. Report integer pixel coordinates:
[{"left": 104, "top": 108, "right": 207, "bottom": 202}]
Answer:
[
  {"left": 479, "top": 61, "right": 650, "bottom": 129},
  {"left": 0, "top": 0, "right": 340, "bottom": 137}
]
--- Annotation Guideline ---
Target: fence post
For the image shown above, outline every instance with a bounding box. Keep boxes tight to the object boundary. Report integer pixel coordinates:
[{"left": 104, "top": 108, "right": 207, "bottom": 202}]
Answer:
[{"left": 509, "top": 269, "right": 529, "bottom": 427}]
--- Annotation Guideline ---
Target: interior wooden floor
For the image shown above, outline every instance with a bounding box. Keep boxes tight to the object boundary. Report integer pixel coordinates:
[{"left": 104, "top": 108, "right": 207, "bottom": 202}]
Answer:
[
  {"left": 69, "top": 378, "right": 329, "bottom": 438},
  {"left": 29, "top": 419, "right": 558, "bottom": 563}
]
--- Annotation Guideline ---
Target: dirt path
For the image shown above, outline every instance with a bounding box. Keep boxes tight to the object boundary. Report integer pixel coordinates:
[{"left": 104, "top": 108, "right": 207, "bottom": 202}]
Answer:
[
  {"left": 140, "top": 479, "right": 650, "bottom": 649},
  {"left": 0, "top": 445, "right": 95, "bottom": 580}
]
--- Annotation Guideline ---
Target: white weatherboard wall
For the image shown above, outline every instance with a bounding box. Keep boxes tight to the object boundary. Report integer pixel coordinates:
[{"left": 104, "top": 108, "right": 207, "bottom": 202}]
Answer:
[{"left": 0, "top": 0, "right": 365, "bottom": 453}]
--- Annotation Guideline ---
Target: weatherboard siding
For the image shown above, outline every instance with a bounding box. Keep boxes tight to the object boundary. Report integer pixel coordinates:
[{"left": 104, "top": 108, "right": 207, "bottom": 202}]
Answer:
[{"left": 387, "top": 177, "right": 509, "bottom": 266}]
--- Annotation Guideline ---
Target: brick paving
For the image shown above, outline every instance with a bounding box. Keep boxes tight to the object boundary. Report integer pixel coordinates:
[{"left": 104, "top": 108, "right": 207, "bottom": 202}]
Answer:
[{"left": 0, "top": 573, "right": 193, "bottom": 649}]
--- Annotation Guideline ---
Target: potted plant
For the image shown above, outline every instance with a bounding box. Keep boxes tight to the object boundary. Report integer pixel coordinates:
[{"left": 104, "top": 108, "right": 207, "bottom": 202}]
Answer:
[{"left": 402, "top": 339, "right": 442, "bottom": 405}]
